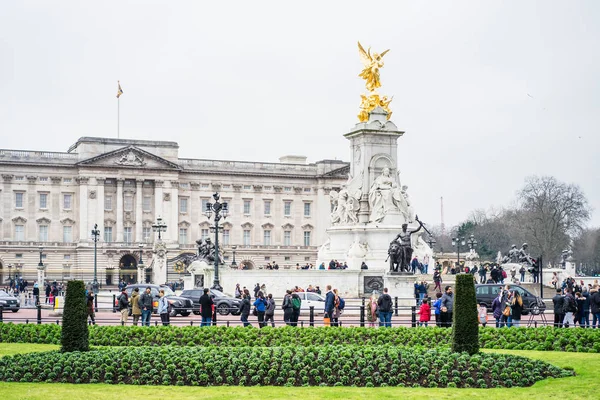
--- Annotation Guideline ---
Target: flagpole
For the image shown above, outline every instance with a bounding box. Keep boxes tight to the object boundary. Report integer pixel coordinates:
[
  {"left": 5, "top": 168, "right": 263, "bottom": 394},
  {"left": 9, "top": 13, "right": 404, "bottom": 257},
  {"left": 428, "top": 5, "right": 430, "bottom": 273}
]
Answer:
[{"left": 118, "top": 97, "right": 120, "bottom": 139}]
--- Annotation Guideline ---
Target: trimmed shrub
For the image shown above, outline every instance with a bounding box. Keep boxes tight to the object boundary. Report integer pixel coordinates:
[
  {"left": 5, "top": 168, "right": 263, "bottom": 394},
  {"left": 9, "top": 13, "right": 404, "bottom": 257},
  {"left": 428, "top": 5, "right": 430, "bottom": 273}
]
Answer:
[
  {"left": 0, "top": 346, "right": 573, "bottom": 387},
  {"left": 452, "top": 274, "right": 479, "bottom": 355},
  {"left": 60, "top": 280, "right": 89, "bottom": 352}
]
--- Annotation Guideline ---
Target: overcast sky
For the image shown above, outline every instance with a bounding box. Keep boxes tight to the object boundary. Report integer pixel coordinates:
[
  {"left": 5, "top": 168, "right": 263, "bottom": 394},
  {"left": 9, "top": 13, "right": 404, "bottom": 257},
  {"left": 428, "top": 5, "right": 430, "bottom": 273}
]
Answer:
[{"left": 1, "top": 1, "right": 599, "bottom": 229}]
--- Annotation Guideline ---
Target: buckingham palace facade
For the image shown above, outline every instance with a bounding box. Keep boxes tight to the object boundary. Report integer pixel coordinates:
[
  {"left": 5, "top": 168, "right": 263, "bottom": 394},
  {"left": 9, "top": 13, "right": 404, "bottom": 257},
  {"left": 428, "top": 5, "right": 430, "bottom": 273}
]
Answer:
[{"left": 0, "top": 137, "right": 348, "bottom": 285}]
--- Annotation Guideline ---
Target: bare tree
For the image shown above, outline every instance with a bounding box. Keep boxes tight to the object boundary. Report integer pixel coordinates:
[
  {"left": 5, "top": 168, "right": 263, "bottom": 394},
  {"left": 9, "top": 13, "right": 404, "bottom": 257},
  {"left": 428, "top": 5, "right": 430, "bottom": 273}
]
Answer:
[{"left": 517, "top": 176, "right": 591, "bottom": 262}]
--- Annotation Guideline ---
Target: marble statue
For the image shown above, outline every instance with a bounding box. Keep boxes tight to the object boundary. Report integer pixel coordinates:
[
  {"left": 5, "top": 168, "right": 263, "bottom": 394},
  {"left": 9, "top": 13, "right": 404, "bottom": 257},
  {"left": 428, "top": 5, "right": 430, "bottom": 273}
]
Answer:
[
  {"left": 330, "top": 168, "right": 362, "bottom": 225},
  {"left": 368, "top": 167, "right": 409, "bottom": 223},
  {"left": 517, "top": 243, "right": 535, "bottom": 266}
]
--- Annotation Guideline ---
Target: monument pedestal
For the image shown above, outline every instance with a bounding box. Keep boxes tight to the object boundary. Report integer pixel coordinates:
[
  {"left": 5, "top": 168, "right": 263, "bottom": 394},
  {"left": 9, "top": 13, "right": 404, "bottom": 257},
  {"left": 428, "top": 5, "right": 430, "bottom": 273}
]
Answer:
[{"left": 384, "top": 272, "right": 417, "bottom": 306}]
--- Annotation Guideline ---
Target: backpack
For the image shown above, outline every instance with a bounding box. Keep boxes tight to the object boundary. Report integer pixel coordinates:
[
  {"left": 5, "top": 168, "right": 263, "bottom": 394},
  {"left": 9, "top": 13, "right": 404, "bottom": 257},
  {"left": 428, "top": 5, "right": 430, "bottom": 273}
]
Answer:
[
  {"left": 291, "top": 297, "right": 301, "bottom": 310},
  {"left": 502, "top": 270, "right": 507, "bottom": 278},
  {"left": 338, "top": 297, "right": 345, "bottom": 310}
]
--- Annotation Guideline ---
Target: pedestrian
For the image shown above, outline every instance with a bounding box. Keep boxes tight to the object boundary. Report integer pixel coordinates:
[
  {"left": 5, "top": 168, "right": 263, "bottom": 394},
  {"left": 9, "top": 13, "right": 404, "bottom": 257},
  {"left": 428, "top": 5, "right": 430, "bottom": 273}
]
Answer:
[
  {"left": 139, "top": 287, "right": 153, "bottom": 327},
  {"left": 423, "top": 254, "right": 430, "bottom": 274},
  {"left": 87, "top": 292, "right": 95, "bottom": 325},
  {"left": 265, "top": 293, "right": 276, "bottom": 327},
  {"left": 291, "top": 291, "right": 302, "bottom": 326},
  {"left": 377, "top": 287, "right": 393, "bottom": 328},
  {"left": 117, "top": 287, "right": 129, "bottom": 325},
  {"left": 590, "top": 285, "right": 600, "bottom": 328},
  {"left": 366, "top": 294, "right": 378, "bottom": 327},
  {"left": 580, "top": 288, "right": 590, "bottom": 328},
  {"left": 479, "top": 266, "right": 487, "bottom": 284},
  {"left": 511, "top": 291, "right": 524, "bottom": 327},
  {"left": 282, "top": 290, "right": 294, "bottom": 325},
  {"left": 478, "top": 302, "right": 488, "bottom": 327},
  {"left": 158, "top": 289, "right": 170, "bottom": 326},
  {"left": 253, "top": 283, "right": 260, "bottom": 299},
  {"left": 240, "top": 293, "right": 251, "bottom": 327},
  {"left": 199, "top": 288, "right": 214, "bottom": 327},
  {"left": 418, "top": 281, "right": 427, "bottom": 302},
  {"left": 552, "top": 289, "right": 564, "bottom": 328},
  {"left": 491, "top": 290, "right": 504, "bottom": 328},
  {"left": 501, "top": 287, "right": 513, "bottom": 327},
  {"left": 418, "top": 298, "right": 431, "bottom": 327},
  {"left": 32, "top": 283, "right": 40, "bottom": 305},
  {"left": 562, "top": 288, "right": 577, "bottom": 328},
  {"left": 324, "top": 285, "right": 334, "bottom": 326},
  {"left": 432, "top": 292, "right": 443, "bottom": 327},
  {"left": 433, "top": 268, "right": 442, "bottom": 292},
  {"left": 331, "top": 289, "right": 341, "bottom": 327},
  {"left": 131, "top": 287, "right": 141, "bottom": 326},
  {"left": 253, "top": 291, "right": 267, "bottom": 328},
  {"left": 440, "top": 286, "right": 454, "bottom": 328},
  {"left": 234, "top": 284, "right": 242, "bottom": 299}
]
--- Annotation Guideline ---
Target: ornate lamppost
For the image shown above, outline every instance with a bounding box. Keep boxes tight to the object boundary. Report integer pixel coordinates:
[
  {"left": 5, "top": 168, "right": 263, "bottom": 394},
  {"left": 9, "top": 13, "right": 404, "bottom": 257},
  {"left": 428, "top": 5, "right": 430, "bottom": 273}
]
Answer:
[
  {"left": 466, "top": 234, "right": 478, "bottom": 251},
  {"left": 7, "top": 264, "right": 13, "bottom": 285},
  {"left": 152, "top": 217, "right": 168, "bottom": 284},
  {"left": 152, "top": 217, "right": 167, "bottom": 239},
  {"left": 205, "top": 192, "right": 228, "bottom": 291},
  {"left": 231, "top": 245, "right": 237, "bottom": 268},
  {"left": 91, "top": 224, "right": 100, "bottom": 295},
  {"left": 426, "top": 235, "right": 436, "bottom": 271},
  {"left": 451, "top": 236, "right": 466, "bottom": 272},
  {"left": 37, "top": 246, "right": 46, "bottom": 289},
  {"left": 137, "top": 242, "right": 145, "bottom": 284}
]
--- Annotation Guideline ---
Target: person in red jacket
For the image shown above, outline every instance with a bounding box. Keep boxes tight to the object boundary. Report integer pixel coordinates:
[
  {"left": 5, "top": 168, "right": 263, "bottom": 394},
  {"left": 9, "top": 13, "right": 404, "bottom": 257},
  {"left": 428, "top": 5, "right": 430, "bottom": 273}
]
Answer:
[{"left": 418, "top": 298, "right": 431, "bottom": 327}]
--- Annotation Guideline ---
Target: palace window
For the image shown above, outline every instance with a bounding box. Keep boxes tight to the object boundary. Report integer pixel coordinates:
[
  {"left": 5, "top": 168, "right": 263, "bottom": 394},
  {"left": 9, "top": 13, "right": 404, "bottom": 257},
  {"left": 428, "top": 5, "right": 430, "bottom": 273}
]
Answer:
[
  {"left": 124, "top": 196, "right": 133, "bottom": 212},
  {"left": 143, "top": 196, "right": 152, "bottom": 212},
  {"left": 63, "top": 226, "right": 73, "bottom": 242},
  {"left": 201, "top": 229, "right": 209, "bottom": 240},
  {"left": 243, "top": 230, "right": 251, "bottom": 245},
  {"left": 15, "top": 192, "right": 24, "bottom": 208},
  {"left": 264, "top": 200, "right": 271, "bottom": 216},
  {"left": 104, "top": 227, "right": 113, "bottom": 243},
  {"left": 179, "top": 197, "right": 188, "bottom": 213},
  {"left": 303, "top": 231, "right": 311, "bottom": 246},
  {"left": 142, "top": 227, "right": 151, "bottom": 242},
  {"left": 63, "top": 194, "right": 72, "bottom": 210},
  {"left": 39, "top": 193, "right": 48, "bottom": 209},
  {"left": 243, "top": 200, "right": 251, "bottom": 215},
  {"left": 304, "top": 202, "right": 311, "bottom": 217},
  {"left": 104, "top": 195, "right": 112, "bottom": 211},
  {"left": 263, "top": 230, "right": 271, "bottom": 246},
  {"left": 39, "top": 225, "right": 48, "bottom": 242},
  {"left": 284, "top": 201, "right": 292, "bottom": 216},
  {"left": 179, "top": 228, "right": 188, "bottom": 245},
  {"left": 284, "top": 230, "right": 291, "bottom": 246},
  {"left": 123, "top": 227, "right": 132, "bottom": 243},
  {"left": 15, "top": 225, "right": 25, "bottom": 241},
  {"left": 223, "top": 229, "right": 230, "bottom": 245}
]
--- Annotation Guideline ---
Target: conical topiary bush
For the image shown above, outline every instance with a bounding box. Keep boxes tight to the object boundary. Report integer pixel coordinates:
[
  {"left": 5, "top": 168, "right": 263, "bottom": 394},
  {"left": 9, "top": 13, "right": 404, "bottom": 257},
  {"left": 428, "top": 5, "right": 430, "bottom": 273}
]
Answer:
[
  {"left": 451, "top": 274, "right": 479, "bottom": 355},
  {"left": 61, "top": 280, "right": 89, "bottom": 352}
]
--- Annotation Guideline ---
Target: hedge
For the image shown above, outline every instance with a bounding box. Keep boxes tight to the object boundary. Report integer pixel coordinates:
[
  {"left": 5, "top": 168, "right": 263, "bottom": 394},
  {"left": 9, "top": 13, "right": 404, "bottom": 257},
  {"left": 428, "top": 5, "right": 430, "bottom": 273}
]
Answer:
[
  {"left": 452, "top": 274, "right": 479, "bottom": 355},
  {"left": 1, "top": 324, "right": 599, "bottom": 352},
  {"left": 60, "top": 280, "right": 89, "bottom": 352},
  {"left": 0, "top": 346, "right": 573, "bottom": 387}
]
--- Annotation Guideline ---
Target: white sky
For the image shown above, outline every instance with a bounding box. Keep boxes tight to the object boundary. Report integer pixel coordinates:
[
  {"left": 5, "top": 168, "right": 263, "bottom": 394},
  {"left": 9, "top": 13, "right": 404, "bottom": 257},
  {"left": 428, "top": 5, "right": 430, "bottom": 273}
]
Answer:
[{"left": 1, "top": 0, "right": 599, "bottom": 228}]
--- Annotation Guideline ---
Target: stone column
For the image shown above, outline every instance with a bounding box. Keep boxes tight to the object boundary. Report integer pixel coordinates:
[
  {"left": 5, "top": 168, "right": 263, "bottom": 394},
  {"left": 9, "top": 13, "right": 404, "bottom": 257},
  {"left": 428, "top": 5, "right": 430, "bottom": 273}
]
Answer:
[
  {"left": 77, "top": 176, "right": 89, "bottom": 241},
  {"left": 1, "top": 174, "right": 14, "bottom": 239},
  {"left": 154, "top": 180, "right": 164, "bottom": 237},
  {"left": 116, "top": 178, "right": 124, "bottom": 242},
  {"left": 190, "top": 182, "right": 200, "bottom": 241},
  {"left": 171, "top": 181, "right": 179, "bottom": 242},
  {"left": 315, "top": 185, "right": 331, "bottom": 246},
  {"left": 95, "top": 177, "right": 105, "bottom": 242},
  {"left": 135, "top": 179, "right": 143, "bottom": 242}
]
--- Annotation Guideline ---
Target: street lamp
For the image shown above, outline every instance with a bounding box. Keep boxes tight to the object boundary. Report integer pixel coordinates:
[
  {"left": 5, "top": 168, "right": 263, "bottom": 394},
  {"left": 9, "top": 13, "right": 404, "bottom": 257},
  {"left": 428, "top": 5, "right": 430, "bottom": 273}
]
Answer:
[
  {"left": 152, "top": 217, "right": 167, "bottom": 240},
  {"left": 38, "top": 246, "right": 44, "bottom": 269},
  {"left": 231, "top": 245, "right": 237, "bottom": 268},
  {"left": 91, "top": 224, "right": 100, "bottom": 295},
  {"left": 138, "top": 242, "right": 144, "bottom": 284},
  {"left": 7, "top": 264, "right": 13, "bottom": 283},
  {"left": 466, "top": 234, "right": 478, "bottom": 250},
  {"left": 205, "top": 192, "right": 228, "bottom": 291},
  {"left": 451, "top": 236, "right": 466, "bottom": 271}
]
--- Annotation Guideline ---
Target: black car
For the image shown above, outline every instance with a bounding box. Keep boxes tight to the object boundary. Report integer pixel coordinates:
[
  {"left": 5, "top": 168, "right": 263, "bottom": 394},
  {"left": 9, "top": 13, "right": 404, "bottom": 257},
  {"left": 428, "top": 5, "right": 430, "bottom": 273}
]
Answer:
[
  {"left": 180, "top": 288, "right": 242, "bottom": 316},
  {"left": 475, "top": 284, "right": 546, "bottom": 315},
  {"left": 119, "top": 284, "right": 193, "bottom": 317},
  {"left": 0, "top": 290, "right": 20, "bottom": 312}
]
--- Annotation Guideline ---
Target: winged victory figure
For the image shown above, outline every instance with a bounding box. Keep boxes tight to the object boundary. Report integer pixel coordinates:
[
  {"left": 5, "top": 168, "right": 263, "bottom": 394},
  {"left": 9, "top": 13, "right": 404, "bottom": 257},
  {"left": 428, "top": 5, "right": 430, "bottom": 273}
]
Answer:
[{"left": 358, "top": 41, "right": 390, "bottom": 92}]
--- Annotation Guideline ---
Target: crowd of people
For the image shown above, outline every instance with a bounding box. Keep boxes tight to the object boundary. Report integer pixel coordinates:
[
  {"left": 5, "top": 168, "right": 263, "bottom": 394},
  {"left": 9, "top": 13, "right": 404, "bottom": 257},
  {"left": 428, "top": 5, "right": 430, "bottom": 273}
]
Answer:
[{"left": 551, "top": 279, "right": 600, "bottom": 328}]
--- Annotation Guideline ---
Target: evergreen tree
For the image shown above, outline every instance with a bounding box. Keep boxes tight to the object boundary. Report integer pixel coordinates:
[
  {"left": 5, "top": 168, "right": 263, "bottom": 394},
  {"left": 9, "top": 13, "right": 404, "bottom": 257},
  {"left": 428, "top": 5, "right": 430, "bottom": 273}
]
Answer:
[
  {"left": 451, "top": 274, "right": 479, "bottom": 355},
  {"left": 60, "top": 280, "right": 89, "bottom": 352}
]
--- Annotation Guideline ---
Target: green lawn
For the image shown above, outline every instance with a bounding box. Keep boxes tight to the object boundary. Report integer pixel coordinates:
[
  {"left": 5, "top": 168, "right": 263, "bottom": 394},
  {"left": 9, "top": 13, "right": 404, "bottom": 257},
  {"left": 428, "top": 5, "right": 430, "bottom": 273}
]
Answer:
[{"left": 0, "top": 344, "right": 597, "bottom": 399}]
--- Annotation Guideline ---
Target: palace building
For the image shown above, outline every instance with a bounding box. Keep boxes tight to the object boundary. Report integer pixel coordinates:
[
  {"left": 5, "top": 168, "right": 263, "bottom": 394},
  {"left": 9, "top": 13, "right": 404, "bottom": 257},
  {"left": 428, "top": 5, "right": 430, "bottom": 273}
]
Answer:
[{"left": 0, "top": 137, "right": 348, "bottom": 285}]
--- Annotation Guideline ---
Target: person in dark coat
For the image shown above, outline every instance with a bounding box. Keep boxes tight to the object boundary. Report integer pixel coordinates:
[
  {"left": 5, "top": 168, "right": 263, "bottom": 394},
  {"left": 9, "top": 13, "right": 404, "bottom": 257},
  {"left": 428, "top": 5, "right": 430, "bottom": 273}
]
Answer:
[
  {"left": 552, "top": 289, "right": 564, "bottom": 328},
  {"left": 240, "top": 293, "right": 251, "bottom": 327},
  {"left": 324, "top": 285, "right": 335, "bottom": 323},
  {"left": 590, "top": 286, "right": 600, "bottom": 328},
  {"left": 45, "top": 284, "right": 51, "bottom": 304},
  {"left": 87, "top": 293, "right": 95, "bottom": 325},
  {"left": 199, "top": 288, "right": 214, "bottom": 327}
]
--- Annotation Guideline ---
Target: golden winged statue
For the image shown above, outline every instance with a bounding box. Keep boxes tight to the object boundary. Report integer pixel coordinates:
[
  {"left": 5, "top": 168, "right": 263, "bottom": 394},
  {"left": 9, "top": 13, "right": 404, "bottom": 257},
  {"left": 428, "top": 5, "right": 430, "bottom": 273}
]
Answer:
[
  {"left": 357, "top": 42, "right": 393, "bottom": 122},
  {"left": 358, "top": 42, "right": 390, "bottom": 92}
]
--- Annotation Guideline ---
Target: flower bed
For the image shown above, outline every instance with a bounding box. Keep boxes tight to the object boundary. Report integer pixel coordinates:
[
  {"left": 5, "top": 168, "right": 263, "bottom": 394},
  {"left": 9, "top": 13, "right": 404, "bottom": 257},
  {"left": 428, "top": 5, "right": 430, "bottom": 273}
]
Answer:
[
  {"left": 0, "top": 346, "right": 573, "bottom": 387},
  {"left": 0, "top": 324, "right": 598, "bottom": 352}
]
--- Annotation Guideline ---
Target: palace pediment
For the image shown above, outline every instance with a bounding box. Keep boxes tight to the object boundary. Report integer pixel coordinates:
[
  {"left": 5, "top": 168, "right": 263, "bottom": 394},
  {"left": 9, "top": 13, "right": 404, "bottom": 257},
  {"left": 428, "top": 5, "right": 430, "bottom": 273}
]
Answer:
[{"left": 77, "top": 146, "right": 181, "bottom": 170}]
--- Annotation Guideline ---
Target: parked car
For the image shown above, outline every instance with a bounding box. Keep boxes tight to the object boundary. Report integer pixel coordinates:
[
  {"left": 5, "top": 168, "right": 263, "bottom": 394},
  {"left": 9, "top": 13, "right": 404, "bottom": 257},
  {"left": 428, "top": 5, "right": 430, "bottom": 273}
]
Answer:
[
  {"left": 117, "top": 284, "right": 193, "bottom": 317},
  {"left": 0, "top": 290, "right": 20, "bottom": 312},
  {"left": 475, "top": 284, "right": 546, "bottom": 315},
  {"left": 180, "top": 288, "right": 242, "bottom": 316},
  {"left": 293, "top": 291, "right": 326, "bottom": 313}
]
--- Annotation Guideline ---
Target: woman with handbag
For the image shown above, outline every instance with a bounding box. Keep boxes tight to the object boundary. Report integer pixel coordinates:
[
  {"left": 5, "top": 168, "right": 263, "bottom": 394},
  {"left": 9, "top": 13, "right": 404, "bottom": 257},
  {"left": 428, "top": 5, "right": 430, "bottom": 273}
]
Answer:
[
  {"left": 366, "top": 294, "right": 378, "bottom": 327},
  {"left": 253, "top": 291, "right": 267, "bottom": 328},
  {"left": 511, "top": 291, "right": 524, "bottom": 327},
  {"left": 501, "top": 289, "right": 513, "bottom": 327}
]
